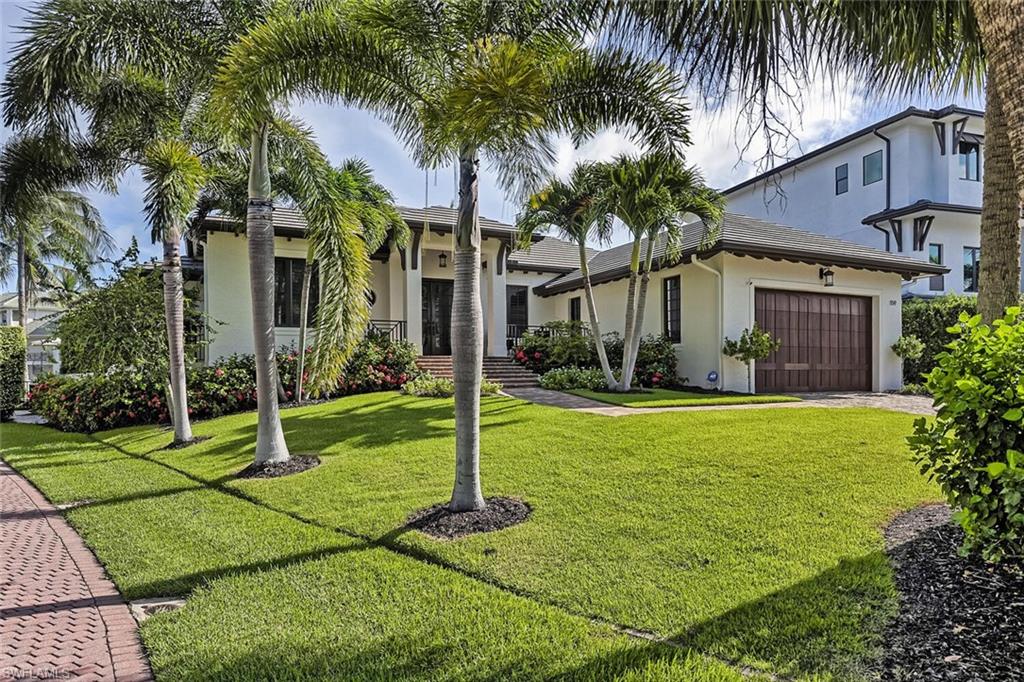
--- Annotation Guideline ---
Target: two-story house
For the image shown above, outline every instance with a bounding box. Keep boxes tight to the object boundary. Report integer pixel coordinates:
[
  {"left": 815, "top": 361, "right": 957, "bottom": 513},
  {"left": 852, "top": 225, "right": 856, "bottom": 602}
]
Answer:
[
  {"left": 0, "top": 292, "right": 63, "bottom": 379},
  {"left": 725, "top": 105, "right": 1004, "bottom": 298}
]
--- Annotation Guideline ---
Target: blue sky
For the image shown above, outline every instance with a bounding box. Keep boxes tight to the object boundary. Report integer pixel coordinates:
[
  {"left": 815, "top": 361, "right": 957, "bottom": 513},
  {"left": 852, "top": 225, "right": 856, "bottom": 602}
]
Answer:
[{"left": 0, "top": 1, "right": 984, "bottom": 290}]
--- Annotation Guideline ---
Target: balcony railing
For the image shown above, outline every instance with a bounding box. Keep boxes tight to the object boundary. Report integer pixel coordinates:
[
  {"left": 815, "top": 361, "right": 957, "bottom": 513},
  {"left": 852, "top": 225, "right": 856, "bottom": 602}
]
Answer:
[
  {"left": 366, "top": 319, "right": 407, "bottom": 342},
  {"left": 506, "top": 323, "right": 590, "bottom": 351}
]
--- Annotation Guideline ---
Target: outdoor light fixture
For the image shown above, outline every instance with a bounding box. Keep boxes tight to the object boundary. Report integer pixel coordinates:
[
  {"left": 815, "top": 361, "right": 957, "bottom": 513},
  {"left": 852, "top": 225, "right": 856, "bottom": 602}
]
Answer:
[
  {"left": 819, "top": 267, "right": 835, "bottom": 287},
  {"left": 438, "top": 252, "right": 448, "bottom": 268}
]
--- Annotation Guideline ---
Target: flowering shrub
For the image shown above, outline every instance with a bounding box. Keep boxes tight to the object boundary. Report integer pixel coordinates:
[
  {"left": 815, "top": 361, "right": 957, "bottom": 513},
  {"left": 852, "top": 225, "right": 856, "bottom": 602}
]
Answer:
[
  {"left": 29, "top": 336, "right": 418, "bottom": 433},
  {"left": 401, "top": 373, "right": 502, "bottom": 397},
  {"left": 511, "top": 322, "right": 679, "bottom": 388},
  {"left": 538, "top": 367, "right": 606, "bottom": 391}
]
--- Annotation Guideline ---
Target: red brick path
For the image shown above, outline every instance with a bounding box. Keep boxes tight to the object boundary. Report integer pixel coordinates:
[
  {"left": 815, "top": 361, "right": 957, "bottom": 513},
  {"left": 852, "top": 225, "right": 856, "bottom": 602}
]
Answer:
[{"left": 0, "top": 460, "right": 153, "bottom": 681}]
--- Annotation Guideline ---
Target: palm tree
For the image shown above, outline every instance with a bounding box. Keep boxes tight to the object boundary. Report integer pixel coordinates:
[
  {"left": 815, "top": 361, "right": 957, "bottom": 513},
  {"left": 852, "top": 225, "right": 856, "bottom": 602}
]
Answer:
[
  {"left": 0, "top": 135, "right": 110, "bottom": 388},
  {"left": 601, "top": 153, "right": 722, "bottom": 391},
  {"left": 214, "top": 0, "right": 690, "bottom": 511},
  {"left": 294, "top": 159, "right": 406, "bottom": 403},
  {"left": 516, "top": 162, "right": 618, "bottom": 389},
  {"left": 5, "top": 1, "right": 372, "bottom": 456}
]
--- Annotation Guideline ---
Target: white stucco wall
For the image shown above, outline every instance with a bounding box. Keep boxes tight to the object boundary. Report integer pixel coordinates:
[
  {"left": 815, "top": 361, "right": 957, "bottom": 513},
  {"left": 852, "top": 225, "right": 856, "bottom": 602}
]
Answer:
[
  {"left": 203, "top": 227, "right": 544, "bottom": 361},
  {"left": 538, "top": 253, "right": 906, "bottom": 393},
  {"left": 723, "top": 112, "right": 1002, "bottom": 297}
]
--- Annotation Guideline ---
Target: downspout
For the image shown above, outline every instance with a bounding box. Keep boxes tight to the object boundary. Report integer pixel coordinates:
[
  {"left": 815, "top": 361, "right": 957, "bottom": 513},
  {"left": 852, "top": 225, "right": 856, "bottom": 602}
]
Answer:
[
  {"left": 691, "top": 256, "right": 723, "bottom": 390},
  {"left": 872, "top": 129, "right": 892, "bottom": 212}
]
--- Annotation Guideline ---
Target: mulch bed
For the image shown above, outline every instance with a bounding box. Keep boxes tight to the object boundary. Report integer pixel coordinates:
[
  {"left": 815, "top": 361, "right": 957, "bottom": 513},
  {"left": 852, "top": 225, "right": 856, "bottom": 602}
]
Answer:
[
  {"left": 407, "top": 497, "right": 531, "bottom": 539},
  {"left": 163, "top": 435, "right": 213, "bottom": 450},
  {"left": 881, "top": 504, "right": 1024, "bottom": 681},
  {"left": 236, "top": 454, "right": 320, "bottom": 479}
]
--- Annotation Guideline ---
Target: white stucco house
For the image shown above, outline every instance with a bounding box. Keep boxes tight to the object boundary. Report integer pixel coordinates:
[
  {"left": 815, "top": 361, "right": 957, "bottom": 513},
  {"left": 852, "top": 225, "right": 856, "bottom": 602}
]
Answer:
[
  {"left": 725, "top": 105, "right": 1009, "bottom": 298},
  {"left": 192, "top": 205, "right": 944, "bottom": 394}
]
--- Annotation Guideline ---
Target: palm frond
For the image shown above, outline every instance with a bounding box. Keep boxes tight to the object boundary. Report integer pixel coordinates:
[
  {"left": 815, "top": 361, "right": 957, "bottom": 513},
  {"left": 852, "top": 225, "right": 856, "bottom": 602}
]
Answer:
[{"left": 140, "top": 139, "right": 207, "bottom": 243}]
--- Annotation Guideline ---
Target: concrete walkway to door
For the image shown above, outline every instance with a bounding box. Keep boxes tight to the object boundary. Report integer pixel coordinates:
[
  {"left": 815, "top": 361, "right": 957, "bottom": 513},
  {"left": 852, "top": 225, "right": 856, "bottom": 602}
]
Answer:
[
  {"left": 504, "top": 388, "right": 936, "bottom": 417},
  {"left": 0, "top": 460, "right": 152, "bottom": 682}
]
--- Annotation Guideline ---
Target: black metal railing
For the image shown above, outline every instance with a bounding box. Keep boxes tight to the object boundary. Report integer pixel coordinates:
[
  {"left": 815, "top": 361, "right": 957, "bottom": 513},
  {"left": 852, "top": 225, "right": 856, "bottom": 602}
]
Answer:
[
  {"left": 366, "top": 319, "right": 407, "bottom": 342},
  {"left": 506, "top": 323, "right": 591, "bottom": 351}
]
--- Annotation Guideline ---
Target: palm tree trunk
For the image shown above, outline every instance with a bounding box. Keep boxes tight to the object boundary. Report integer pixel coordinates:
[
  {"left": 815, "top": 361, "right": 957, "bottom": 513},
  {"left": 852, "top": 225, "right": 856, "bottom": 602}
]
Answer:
[
  {"left": 449, "top": 145, "right": 485, "bottom": 513},
  {"left": 16, "top": 230, "right": 29, "bottom": 389},
  {"left": 973, "top": 2, "right": 1024, "bottom": 317},
  {"left": 248, "top": 124, "right": 290, "bottom": 465},
  {"left": 622, "top": 238, "right": 655, "bottom": 390},
  {"left": 295, "top": 254, "right": 313, "bottom": 403},
  {"left": 580, "top": 242, "right": 617, "bottom": 390},
  {"left": 617, "top": 239, "right": 642, "bottom": 392},
  {"left": 162, "top": 230, "right": 193, "bottom": 443},
  {"left": 977, "top": 70, "right": 1020, "bottom": 323}
]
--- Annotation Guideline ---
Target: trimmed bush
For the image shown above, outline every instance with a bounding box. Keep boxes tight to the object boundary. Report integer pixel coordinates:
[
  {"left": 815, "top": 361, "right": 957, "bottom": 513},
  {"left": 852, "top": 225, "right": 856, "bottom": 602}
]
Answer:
[
  {"left": 539, "top": 367, "right": 606, "bottom": 391},
  {"left": 401, "top": 373, "right": 503, "bottom": 397},
  {"left": 28, "top": 336, "right": 417, "bottom": 432},
  {"left": 908, "top": 308, "right": 1024, "bottom": 562},
  {"left": 0, "top": 326, "right": 26, "bottom": 421},
  {"left": 902, "top": 295, "right": 977, "bottom": 383},
  {"left": 512, "top": 322, "right": 680, "bottom": 388}
]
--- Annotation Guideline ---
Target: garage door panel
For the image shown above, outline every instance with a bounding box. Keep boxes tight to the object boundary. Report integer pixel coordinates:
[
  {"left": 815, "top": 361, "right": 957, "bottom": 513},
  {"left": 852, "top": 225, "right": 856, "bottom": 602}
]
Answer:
[{"left": 754, "top": 289, "right": 872, "bottom": 392}]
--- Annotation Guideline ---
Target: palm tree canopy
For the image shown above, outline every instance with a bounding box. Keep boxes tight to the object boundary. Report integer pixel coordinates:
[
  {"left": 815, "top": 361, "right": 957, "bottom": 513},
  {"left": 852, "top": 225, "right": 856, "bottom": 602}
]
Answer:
[
  {"left": 214, "top": 0, "right": 692, "bottom": 198},
  {"left": 603, "top": 152, "right": 724, "bottom": 261},
  {"left": 515, "top": 162, "right": 613, "bottom": 249}
]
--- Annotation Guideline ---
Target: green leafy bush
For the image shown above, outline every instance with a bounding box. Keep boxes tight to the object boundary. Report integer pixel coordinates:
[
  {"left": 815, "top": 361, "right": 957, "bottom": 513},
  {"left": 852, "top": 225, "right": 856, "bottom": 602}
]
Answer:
[
  {"left": 512, "top": 322, "right": 679, "bottom": 387},
  {"left": 908, "top": 308, "right": 1024, "bottom": 562},
  {"left": 401, "top": 373, "right": 502, "bottom": 397},
  {"left": 57, "top": 264, "right": 208, "bottom": 374},
  {"left": 539, "top": 367, "right": 606, "bottom": 391},
  {"left": 0, "top": 327, "right": 26, "bottom": 421},
  {"left": 902, "top": 295, "right": 977, "bottom": 383},
  {"left": 891, "top": 335, "right": 925, "bottom": 361},
  {"left": 28, "top": 336, "right": 418, "bottom": 432}
]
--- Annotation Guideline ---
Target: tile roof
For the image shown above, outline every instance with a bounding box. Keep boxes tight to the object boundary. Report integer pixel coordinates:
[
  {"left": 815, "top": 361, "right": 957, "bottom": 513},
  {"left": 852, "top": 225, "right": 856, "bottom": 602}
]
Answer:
[
  {"left": 861, "top": 200, "right": 981, "bottom": 225},
  {"left": 535, "top": 212, "right": 949, "bottom": 296},
  {"left": 508, "top": 237, "right": 598, "bottom": 273},
  {"left": 200, "top": 204, "right": 585, "bottom": 272}
]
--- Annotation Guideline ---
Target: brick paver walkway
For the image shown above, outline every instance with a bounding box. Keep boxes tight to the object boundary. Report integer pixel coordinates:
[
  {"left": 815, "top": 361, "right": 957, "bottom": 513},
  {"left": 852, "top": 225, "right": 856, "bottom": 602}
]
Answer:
[{"left": 0, "top": 460, "right": 152, "bottom": 682}]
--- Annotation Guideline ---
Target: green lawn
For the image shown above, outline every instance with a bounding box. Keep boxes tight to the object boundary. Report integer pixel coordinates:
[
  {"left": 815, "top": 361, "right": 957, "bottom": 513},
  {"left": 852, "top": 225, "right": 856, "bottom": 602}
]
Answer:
[
  {"left": 1, "top": 393, "right": 938, "bottom": 680},
  {"left": 569, "top": 387, "right": 802, "bottom": 408}
]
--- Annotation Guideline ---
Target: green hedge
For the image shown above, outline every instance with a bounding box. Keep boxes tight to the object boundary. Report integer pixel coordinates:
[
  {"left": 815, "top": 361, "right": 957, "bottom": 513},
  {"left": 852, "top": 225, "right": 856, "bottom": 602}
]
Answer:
[
  {"left": 28, "top": 335, "right": 418, "bottom": 432},
  {"left": 0, "top": 326, "right": 26, "bottom": 421},
  {"left": 902, "top": 295, "right": 977, "bottom": 383}
]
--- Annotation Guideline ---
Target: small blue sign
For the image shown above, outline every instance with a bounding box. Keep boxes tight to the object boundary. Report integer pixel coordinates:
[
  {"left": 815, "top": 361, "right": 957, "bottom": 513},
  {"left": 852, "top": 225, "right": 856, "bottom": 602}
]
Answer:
[{"left": 707, "top": 371, "right": 719, "bottom": 384}]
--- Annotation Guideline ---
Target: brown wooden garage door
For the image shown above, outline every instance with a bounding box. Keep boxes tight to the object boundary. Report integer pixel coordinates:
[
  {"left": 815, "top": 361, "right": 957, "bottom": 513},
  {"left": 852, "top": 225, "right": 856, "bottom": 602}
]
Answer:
[{"left": 754, "top": 289, "right": 872, "bottom": 392}]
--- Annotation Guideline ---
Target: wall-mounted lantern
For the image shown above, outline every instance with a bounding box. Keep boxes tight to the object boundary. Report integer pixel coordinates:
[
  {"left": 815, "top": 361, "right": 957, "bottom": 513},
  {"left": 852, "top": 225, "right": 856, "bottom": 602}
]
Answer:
[
  {"left": 438, "top": 252, "right": 448, "bottom": 268},
  {"left": 819, "top": 267, "right": 835, "bottom": 287}
]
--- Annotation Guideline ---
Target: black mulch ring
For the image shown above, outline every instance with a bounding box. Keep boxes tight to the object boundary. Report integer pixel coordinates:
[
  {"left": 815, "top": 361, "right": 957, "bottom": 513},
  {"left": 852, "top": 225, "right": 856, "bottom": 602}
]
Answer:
[
  {"left": 236, "top": 454, "right": 320, "bottom": 479},
  {"left": 163, "top": 435, "right": 212, "bottom": 450},
  {"left": 881, "top": 503, "right": 1024, "bottom": 681},
  {"left": 406, "top": 497, "right": 531, "bottom": 539}
]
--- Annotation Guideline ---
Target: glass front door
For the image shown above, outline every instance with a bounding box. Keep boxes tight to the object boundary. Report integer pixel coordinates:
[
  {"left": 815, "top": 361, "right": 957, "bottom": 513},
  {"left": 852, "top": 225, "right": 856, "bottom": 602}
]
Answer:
[{"left": 422, "top": 279, "right": 454, "bottom": 355}]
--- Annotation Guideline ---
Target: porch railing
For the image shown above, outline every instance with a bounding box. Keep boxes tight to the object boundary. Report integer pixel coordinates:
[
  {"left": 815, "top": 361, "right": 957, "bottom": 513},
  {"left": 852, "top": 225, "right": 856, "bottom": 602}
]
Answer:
[
  {"left": 367, "top": 319, "right": 407, "bottom": 342},
  {"left": 506, "top": 323, "right": 591, "bottom": 352}
]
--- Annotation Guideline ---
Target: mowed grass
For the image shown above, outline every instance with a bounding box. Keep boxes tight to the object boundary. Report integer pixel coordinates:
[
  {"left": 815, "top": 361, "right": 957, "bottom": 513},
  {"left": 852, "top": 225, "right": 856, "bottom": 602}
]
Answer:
[
  {"left": 0, "top": 423, "right": 752, "bottom": 682},
  {"left": 569, "top": 387, "right": 802, "bottom": 407},
  {"left": 2, "top": 393, "right": 938, "bottom": 679}
]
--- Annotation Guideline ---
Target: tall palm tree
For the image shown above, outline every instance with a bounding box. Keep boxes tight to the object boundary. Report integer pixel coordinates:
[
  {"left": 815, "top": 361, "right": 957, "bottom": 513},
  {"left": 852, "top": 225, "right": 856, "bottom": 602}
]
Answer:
[
  {"left": 294, "top": 159, "right": 406, "bottom": 403},
  {"left": 601, "top": 153, "right": 723, "bottom": 391},
  {"left": 214, "top": 0, "right": 691, "bottom": 510},
  {"left": 0, "top": 135, "right": 110, "bottom": 388},
  {"left": 5, "top": 0, "right": 371, "bottom": 455},
  {"left": 516, "top": 162, "right": 618, "bottom": 389}
]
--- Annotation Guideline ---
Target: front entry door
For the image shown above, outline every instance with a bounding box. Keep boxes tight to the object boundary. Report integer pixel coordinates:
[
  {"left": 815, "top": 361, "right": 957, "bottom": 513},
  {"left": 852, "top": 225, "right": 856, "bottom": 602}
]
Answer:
[{"left": 422, "top": 279, "right": 454, "bottom": 355}]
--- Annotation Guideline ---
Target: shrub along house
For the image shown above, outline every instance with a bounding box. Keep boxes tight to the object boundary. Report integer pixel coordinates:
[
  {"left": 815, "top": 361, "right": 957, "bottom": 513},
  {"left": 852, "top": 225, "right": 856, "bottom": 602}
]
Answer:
[{"left": 192, "top": 207, "right": 945, "bottom": 394}]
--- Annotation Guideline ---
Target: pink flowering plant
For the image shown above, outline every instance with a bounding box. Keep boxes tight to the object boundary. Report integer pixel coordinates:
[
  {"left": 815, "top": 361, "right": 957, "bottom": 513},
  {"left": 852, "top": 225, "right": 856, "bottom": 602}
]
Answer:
[{"left": 29, "top": 335, "right": 418, "bottom": 432}]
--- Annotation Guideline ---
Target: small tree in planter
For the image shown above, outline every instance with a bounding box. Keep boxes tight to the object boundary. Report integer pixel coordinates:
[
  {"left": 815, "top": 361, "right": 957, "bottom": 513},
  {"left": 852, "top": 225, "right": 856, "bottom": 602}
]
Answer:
[{"left": 722, "top": 324, "right": 781, "bottom": 394}]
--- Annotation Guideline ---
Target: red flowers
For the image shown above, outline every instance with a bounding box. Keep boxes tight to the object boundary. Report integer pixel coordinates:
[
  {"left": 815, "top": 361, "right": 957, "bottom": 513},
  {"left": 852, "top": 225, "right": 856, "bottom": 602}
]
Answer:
[
  {"left": 533, "top": 351, "right": 542, "bottom": 360},
  {"left": 214, "top": 367, "right": 225, "bottom": 378}
]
